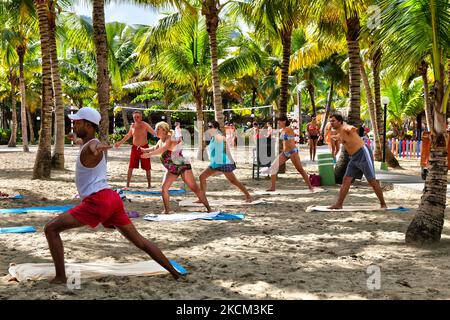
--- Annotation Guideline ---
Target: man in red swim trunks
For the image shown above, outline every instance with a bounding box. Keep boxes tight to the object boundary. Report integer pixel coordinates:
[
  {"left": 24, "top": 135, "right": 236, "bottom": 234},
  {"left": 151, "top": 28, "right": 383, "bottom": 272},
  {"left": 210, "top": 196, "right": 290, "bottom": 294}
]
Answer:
[
  {"left": 114, "top": 111, "right": 156, "bottom": 189},
  {"left": 44, "top": 107, "right": 181, "bottom": 284}
]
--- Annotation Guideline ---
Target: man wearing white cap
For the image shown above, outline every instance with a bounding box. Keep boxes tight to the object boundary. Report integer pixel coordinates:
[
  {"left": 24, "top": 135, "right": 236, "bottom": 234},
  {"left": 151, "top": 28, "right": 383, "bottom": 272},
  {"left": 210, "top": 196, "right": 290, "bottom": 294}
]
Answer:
[{"left": 44, "top": 107, "right": 181, "bottom": 284}]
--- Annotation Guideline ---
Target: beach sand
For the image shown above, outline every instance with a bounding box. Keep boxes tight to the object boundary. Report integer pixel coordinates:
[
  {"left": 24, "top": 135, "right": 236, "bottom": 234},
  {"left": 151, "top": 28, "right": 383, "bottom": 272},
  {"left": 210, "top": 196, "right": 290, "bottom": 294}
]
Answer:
[{"left": 1, "top": 144, "right": 450, "bottom": 300}]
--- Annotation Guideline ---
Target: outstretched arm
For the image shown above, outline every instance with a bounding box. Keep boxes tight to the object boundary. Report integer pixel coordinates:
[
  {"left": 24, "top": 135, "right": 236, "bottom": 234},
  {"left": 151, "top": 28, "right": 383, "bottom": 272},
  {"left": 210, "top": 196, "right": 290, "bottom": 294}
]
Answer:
[
  {"left": 89, "top": 140, "right": 112, "bottom": 156},
  {"left": 114, "top": 126, "right": 133, "bottom": 148},
  {"left": 141, "top": 141, "right": 168, "bottom": 158},
  {"left": 146, "top": 123, "right": 157, "bottom": 136}
]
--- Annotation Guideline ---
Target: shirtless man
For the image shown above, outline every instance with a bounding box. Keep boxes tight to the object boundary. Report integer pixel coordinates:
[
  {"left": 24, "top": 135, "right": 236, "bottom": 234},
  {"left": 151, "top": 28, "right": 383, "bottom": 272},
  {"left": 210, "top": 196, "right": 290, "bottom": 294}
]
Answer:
[
  {"left": 327, "top": 113, "right": 386, "bottom": 209},
  {"left": 45, "top": 107, "right": 181, "bottom": 284},
  {"left": 114, "top": 111, "right": 156, "bottom": 189}
]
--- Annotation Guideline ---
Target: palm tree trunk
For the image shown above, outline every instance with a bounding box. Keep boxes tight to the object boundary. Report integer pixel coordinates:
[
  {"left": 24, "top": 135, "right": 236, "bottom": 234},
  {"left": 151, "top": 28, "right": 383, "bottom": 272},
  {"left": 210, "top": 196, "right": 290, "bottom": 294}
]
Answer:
[
  {"left": 406, "top": 71, "right": 447, "bottom": 244},
  {"left": 194, "top": 89, "right": 206, "bottom": 161},
  {"left": 18, "top": 50, "right": 29, "bottom": 152},
  {"left": 33, "top": 0, "right": 54, "bottom": 179},
  {"left": 320, "top": 81, "right": 334, "bottom": 137},
  {"left": 49, "top": 0, "right": 65, "bottom": 169},
  {"left": 345, "top": 16, "right": 362, "bottom": 127},
  {"left": 360, "top": 61, "right": 382, "bottom": 158},
  {"left": 202, "top": 0, "right": 224, "bottom": 131},
  {"left": 93, "top": 0, "right": 110, "bottom": 143},
  {"left": 27, "top": 107, "right": 35, "bottom": 144},
  {"left": 372, "top": 48, "right": 400, "bottom": 167},
  {"left": 335, "top": 15, "right": 361, "bottom": 182},
  {"left": 279, "top": 30, "right": 292, "bottom": 118},
  {"left": 121, "top": 107, "right": 130, "bottom": 131},
  {"left": 418, "top": 60, "right": 433, "bottom": 130},
  {"left": 7, "top": 71, "right": 17, "bottom": 147},
  {"left": 307, "top": 83, "right": 316, "bottom": 117}
]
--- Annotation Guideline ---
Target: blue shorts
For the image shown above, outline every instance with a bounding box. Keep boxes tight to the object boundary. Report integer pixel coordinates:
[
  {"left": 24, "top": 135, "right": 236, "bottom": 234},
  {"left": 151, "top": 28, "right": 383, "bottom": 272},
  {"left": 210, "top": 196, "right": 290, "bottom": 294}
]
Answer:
[
  {"left": 209, "top": 163, "right": 236, "bottom": 172},
  {"left": 345, "top": 145, "right": 376, "bottom": 181},
  {"left": 283, "top": 148, "right": 298, "bottom": 159}
]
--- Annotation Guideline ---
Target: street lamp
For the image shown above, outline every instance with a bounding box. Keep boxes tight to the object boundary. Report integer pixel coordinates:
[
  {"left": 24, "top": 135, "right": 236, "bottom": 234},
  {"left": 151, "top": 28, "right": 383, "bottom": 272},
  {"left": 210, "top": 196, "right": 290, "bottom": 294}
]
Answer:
[
  {"left": 69, "top": 105, "right": 79, "bottom": 146},
  {"left": 381, "top": 96, "right": 390, "bottom": 170}
]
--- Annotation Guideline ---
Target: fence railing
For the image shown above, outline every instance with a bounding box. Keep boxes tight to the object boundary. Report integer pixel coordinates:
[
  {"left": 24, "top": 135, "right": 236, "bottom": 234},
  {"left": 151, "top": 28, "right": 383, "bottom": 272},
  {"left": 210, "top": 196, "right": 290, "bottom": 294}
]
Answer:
[{"left": 368, "top": 138, "right": 423, "bottom": 158}]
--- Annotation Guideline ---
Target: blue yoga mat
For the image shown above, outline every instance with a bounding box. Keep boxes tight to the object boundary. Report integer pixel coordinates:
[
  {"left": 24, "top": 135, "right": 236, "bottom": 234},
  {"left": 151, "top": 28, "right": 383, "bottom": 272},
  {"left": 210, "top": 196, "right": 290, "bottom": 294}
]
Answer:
[
  {"left": 388, "top": 207, "right": 410, "bottom": 212},
  {"left": 0, "top": 226, "right": 36, "bottom": 234},
  {"left": 119, "top": 189, "right": 186, "bottom": 195},
  {"left": 203, "top": 212, "right": 245, "bottom": 220},
  {"left": 169, "top": 260, "right": 188, "bottom": 275},
  {"left": 0, "top": 194, "right": 24, "bottom": 200},
  {"left": 0, "top": 205, "right": 75, "bottom": 214}
]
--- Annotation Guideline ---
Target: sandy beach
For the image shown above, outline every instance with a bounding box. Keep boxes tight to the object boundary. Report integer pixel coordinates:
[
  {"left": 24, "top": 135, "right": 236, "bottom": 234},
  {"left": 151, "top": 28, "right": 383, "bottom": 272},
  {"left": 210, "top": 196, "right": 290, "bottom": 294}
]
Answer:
[{"left": 1, "top": 144, "right": 450, "bottom": 300}]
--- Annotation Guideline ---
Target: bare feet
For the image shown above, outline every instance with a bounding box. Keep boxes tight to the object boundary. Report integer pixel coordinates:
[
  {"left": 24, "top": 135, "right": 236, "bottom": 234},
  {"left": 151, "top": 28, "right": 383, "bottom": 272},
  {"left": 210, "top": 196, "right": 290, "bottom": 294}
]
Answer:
[
  {"left": 327, "top": 204, "right": 342, "bottom": 210},
  {"left": 309, "top": 187, "right": 314, "bottom": 192},
  {"left": 245, "top": 196, "right": 253, "bottom": 203},
  {"left": 381, "top": 204, "right": 387, "bottom": 209},
  {"left": 162, "top": 210, "right": 171, "bottom": 214},
  {"left": 266, "top": 188, "right": 275, "bottom": 192},
  {"left": 50, "top": 276, "right": 67, "bottom": 284}
]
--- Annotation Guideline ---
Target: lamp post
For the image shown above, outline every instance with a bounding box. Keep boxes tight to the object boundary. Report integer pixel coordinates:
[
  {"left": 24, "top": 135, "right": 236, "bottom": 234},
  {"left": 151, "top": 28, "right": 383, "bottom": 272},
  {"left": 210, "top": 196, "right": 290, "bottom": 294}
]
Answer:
[
  {"left": 69, "top": 105, "right": 78, "bottom": 146},
  {"left": 380, "top": 96, "right": 390, "bottom": 170}
]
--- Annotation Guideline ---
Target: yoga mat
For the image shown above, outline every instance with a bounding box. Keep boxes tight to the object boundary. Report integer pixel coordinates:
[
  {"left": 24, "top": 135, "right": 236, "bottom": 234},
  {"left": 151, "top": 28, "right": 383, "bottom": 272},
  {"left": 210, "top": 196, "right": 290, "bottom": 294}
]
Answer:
[
  {"left": 0, "top": 205, "right": 75, "bottom": 214},
  {"left": 0, "top": 226, "right": 36, "bottom": 234},
  {"left": 254, "top": 188, "right": 327, "bottom": 195},
  {"left": 118, "top": 188, "right": 186, "bottom": 195},
  {"left": 8, "top": 260, "right": 187, "bottom": 282},
  {"left": 178, "top": 199, "right": 265, "bottom": 207},
  {"left": 306, "top": 205, "right": 410, "bottom": 213},
  {"left": 0, "top": 194, "right": 24, "bottom": 200},
  {"left": 143, "top": 211, "right": 245, "bottom": 222}
]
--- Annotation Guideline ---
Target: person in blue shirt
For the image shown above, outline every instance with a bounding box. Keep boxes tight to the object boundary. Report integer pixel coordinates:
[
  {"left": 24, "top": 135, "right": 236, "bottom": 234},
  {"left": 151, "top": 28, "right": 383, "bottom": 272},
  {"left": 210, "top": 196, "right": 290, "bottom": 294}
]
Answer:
[{"left": 198, "top": 121, "right": 253, "bottom": 202}]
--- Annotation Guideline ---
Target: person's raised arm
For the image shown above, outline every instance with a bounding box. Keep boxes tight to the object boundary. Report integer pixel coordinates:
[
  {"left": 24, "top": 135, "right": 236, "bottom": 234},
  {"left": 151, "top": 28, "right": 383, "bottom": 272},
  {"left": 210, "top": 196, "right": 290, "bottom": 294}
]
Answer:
[
  {"left": 89, "top": 140, "right": 112, "bottom": 156},
  {"left": 141, "top": 140, "right": 169, "bottom": 158},
  {"left": 146, "top": 123, "right": 157, "bottom": 137},
  {"left": 114, "top": 125, "right": 133, "bottom": 148}
]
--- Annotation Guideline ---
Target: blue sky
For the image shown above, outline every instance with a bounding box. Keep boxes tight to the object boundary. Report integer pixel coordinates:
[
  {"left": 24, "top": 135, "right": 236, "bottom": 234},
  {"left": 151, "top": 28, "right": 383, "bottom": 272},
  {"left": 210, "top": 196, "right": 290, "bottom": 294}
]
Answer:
[{"left": 73, "top": 1, "right": 164, "bottom": 26}]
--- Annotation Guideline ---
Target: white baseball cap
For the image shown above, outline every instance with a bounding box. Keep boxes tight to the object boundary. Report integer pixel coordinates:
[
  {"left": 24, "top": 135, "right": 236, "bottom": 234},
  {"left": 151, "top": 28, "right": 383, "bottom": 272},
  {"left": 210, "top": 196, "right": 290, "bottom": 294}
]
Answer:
[{"left": 68, "top": 107, "right": 101, "bottom": 125}]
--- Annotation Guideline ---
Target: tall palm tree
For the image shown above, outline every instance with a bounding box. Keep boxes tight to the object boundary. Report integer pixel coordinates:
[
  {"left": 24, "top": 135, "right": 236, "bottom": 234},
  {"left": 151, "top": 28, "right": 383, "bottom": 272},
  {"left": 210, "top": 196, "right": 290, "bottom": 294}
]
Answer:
[
  {"left": 48, "top": 0, "right": 65, "bottom": 169},
  {"left": 92, "top": 0, "right": 110, "bottom": 143},
  {"left": 33, "top": 0, "right": 54, "bottom": 179},
  {"left": 378, "top": 0, "right": 450, "bottom": 244}
]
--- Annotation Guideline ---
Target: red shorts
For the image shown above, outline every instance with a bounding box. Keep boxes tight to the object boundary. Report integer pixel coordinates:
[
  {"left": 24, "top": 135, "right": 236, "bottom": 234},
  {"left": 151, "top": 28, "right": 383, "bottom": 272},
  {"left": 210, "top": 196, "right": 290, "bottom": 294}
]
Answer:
[
  {"left": 129, "top": 144, "right": 151, "bottom": 170},
  {"left": 68, "top": 189, "right": 131, "bottom": 229}
]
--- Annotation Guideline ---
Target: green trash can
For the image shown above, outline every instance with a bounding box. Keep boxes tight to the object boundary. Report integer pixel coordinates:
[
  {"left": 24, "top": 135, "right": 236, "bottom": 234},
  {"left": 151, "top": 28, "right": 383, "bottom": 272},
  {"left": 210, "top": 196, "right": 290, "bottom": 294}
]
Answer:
[{"left": 317, "top": 153, "right": 335, "bottom": 186}]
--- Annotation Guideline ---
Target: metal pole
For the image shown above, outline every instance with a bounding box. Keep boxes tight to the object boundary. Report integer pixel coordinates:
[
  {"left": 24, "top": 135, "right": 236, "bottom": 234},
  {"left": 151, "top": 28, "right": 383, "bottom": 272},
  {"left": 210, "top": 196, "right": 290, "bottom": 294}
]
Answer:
[
  {"left": 70, "top": 107, "right": 74, "bottom": 147},
  {"left": 382, "top": 103, "right": 387, "bottom": 163}
]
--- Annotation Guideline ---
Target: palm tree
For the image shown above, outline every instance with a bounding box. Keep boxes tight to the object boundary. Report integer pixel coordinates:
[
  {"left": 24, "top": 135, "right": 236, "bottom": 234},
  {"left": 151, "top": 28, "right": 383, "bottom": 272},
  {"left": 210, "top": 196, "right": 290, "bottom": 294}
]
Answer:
[
  {"left": 48, "top": 0, "right": 65, "bottom": 169},
  {"left": 136, "top": 11, "right": 228, "bottom": 159},
  {"left": 378, "top": 0, "right": 450, "bottom": 244},
  {"left": 92, "top": 0, "right": 110, "bottom": 143},
  {"left": 33, "top": 0, "right": 54, "bottom": 179}
]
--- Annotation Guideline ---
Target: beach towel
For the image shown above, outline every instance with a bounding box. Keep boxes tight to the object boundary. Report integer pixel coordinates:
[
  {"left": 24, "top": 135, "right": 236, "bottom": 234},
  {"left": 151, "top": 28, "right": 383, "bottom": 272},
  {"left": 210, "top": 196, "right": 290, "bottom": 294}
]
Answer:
[
  {"left": 254, "top": 188, "right": 327, "bottom": 196},
  {"left": 0, "top": 194, "right": 24, "bottom": 200},
  {"left": 118, "top": 188, "right": 186, "bottom": 195},
  {"left": 8, "top": 260, "right": 187, "bottom": 282},
  {"left": 0, "top": 205, "right": 75, "bottom": 214},
  {"left": 0, "top": 226, "right": 36, "bottom": 234},
  {"left": 305, "top": 205, "right": 409, "bottom": 213},
  {"left": 143, "top": 211, "right": 245, "bottom": 222},
  {"left": 178, "top": 199, "right": 265, "bottom": 207}
]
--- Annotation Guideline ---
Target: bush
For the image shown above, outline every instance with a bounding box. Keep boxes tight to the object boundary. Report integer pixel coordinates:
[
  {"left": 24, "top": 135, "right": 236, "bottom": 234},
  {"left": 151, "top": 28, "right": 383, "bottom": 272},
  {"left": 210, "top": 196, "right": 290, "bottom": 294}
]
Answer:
[{"left": 0, "top": 128, "right": 11, "bottom": 144}]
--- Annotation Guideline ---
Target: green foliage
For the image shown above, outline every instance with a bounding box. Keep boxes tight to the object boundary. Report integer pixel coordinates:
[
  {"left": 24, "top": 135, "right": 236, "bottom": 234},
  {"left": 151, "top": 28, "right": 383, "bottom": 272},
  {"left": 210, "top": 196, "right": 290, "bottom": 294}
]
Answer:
[
  {"left": 131, "top": 88, "right": 164, "bottom": 104},
  {"left": 0, "top": 128, "right": 10, "bottom": 144}
]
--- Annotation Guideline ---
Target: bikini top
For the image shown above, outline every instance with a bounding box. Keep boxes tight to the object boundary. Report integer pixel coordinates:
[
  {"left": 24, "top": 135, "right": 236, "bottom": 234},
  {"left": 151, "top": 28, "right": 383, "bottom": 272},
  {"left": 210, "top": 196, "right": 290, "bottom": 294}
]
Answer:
[{"left": 280, "top": 133, "right": 296, "bottom": 141}]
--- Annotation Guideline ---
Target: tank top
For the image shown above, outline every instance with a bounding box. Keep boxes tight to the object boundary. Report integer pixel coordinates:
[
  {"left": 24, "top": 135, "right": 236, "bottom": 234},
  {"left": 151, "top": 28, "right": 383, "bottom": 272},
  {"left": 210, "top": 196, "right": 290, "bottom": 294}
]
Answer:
[
  {"left": 76, "top": 138, "right": 109, "bottom": 200},
  {"left": 209, "top": 136, "right": 233, "bottom": 168}
]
